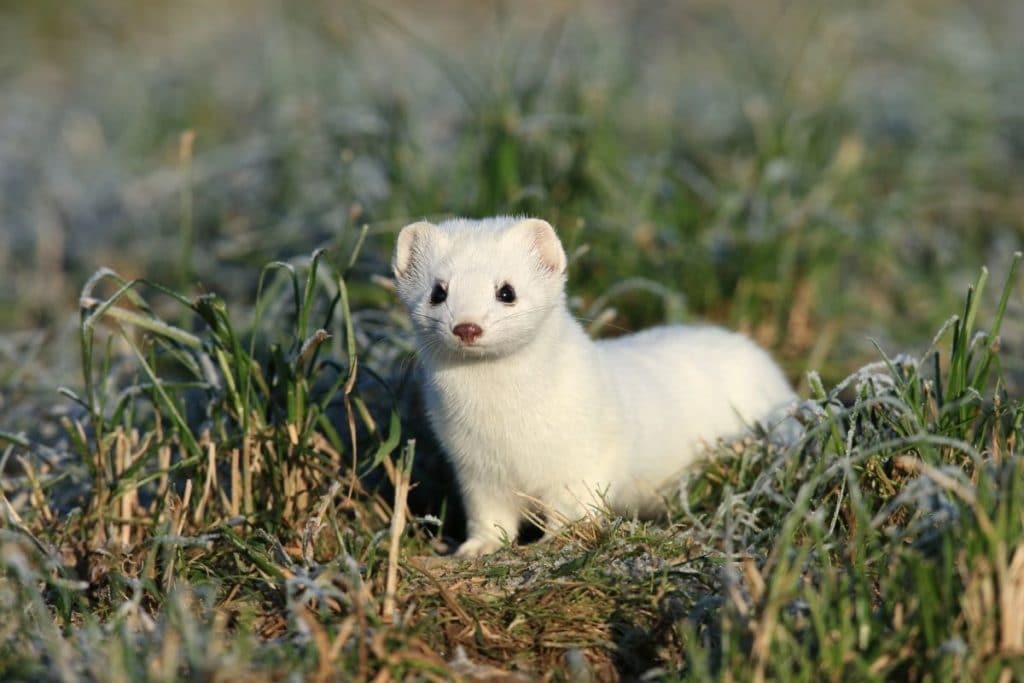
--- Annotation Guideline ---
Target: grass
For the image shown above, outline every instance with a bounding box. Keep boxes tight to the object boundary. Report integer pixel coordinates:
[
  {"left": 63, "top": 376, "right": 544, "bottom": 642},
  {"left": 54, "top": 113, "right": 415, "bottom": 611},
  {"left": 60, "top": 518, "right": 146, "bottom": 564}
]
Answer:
[
  {"left": 2, "top": 247, "right": 1022, "bottom": 681},
  {"left": 2, "top": 1, "right": 1024, "bottom": 680}
]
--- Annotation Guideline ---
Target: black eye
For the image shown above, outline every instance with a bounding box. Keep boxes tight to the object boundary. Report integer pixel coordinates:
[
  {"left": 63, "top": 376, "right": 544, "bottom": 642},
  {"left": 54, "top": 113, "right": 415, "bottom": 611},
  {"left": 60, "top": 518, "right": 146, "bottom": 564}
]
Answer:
[
  {"left": 429, "top": 283, "right": 447, "bottom": 305},
  {"left": 496, "top": 283, "right": 516, "bottom": 304}
]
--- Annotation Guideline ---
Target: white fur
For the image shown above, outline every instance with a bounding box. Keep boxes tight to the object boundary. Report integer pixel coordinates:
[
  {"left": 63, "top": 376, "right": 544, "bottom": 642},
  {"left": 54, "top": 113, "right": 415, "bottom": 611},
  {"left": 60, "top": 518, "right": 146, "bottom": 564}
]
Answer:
[{"left": 393, "top": 216, "right": 797, "bottom": 557}]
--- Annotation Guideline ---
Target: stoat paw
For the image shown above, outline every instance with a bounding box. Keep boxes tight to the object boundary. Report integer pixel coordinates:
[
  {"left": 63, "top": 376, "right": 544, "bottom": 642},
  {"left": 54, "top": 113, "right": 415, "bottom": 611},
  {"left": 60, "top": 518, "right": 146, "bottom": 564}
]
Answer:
[{"left": 454, "top": 537, "right": 501, "bottom": 558}]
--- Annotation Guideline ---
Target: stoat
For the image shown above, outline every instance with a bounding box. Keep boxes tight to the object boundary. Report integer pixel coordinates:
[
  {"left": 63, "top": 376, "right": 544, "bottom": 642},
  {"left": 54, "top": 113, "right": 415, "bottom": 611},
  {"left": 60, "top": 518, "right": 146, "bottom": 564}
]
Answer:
[{"left": 392, "top": 216, "right": 796, "bottom": 557}]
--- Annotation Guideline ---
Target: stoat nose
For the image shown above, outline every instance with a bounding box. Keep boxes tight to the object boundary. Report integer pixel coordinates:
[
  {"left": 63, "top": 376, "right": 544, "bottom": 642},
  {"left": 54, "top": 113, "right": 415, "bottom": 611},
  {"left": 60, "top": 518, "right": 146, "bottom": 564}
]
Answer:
[{"left": 452, "top": 323, "right": 483, "bottom": 344}]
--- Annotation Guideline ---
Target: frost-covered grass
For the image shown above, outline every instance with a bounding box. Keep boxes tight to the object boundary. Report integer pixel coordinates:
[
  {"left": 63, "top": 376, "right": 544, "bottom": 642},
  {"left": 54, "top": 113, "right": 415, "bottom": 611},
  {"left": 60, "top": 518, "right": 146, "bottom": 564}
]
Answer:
[
  {"left": 2, "top": 248, "right": 1022, "bottom": 680},
  {"left": 3, "top": 1, "right": 1024, "bottom": 680}
]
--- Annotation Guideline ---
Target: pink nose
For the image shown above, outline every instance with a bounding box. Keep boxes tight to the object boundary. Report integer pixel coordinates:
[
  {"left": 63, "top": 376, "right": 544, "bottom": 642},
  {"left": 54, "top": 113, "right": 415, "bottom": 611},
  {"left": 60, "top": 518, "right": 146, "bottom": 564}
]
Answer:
[{"left": 452, "top": 323, "right": 483, "bottom": 344}]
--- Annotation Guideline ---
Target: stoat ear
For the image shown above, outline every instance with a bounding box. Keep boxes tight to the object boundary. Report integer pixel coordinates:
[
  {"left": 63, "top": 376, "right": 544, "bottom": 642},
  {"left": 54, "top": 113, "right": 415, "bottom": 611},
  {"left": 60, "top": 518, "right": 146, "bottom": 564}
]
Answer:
[
  {"left": 512, "top": 218, "right": 567, "bottom": 275},
  {"left": 393, "top": 221, "right": 437, "bottom": 280}
]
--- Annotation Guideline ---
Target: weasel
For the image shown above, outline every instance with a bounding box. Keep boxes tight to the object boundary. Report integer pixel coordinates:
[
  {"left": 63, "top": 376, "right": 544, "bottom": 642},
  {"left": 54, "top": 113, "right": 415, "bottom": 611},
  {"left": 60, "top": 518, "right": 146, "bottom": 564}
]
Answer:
[{"left": 392, "top": 216, "right": 797, "bottom": 557}]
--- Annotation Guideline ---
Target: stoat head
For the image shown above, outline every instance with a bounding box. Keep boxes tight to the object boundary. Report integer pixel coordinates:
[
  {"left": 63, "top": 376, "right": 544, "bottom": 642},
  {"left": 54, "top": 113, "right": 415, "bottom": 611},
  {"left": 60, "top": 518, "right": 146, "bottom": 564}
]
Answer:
[{"left": 392, "top": 216, "right": 568, "bottom": 360}]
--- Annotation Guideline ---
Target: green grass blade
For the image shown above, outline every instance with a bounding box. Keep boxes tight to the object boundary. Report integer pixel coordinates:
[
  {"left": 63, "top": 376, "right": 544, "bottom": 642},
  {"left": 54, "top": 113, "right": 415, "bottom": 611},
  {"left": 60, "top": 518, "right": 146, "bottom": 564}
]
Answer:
[
  {"left": 298, "top": 248, "right": 327, "bottom": 340},
  {"left": 970, "top": 252, "right": 1021, "bottom": 391}
]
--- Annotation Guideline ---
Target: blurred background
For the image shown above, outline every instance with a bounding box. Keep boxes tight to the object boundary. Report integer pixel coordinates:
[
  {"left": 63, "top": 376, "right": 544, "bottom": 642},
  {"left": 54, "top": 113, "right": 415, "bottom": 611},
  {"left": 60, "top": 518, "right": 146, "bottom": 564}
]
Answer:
[{"left": 2, "top": 0, "right": 1023, "bottom": 415}]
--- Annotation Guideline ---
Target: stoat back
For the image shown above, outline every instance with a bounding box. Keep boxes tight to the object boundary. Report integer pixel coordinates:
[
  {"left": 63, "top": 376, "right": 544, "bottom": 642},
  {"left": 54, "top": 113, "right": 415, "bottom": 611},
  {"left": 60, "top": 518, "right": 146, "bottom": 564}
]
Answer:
[{"left": 596, "top": 325, "right": 796, "bottom": 506}]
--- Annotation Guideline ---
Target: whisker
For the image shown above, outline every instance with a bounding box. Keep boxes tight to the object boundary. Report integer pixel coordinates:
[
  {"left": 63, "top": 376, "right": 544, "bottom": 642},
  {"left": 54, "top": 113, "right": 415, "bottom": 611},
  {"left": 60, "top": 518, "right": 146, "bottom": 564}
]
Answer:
[
  {"left": 571, "top": 315, "right": 635, "bottom": 335},
  {"left": 409, "top": 311, "right": 443, "bottom": 324},
  {"left": 490, "top": 304, "right": 559, "bottom": 329}
]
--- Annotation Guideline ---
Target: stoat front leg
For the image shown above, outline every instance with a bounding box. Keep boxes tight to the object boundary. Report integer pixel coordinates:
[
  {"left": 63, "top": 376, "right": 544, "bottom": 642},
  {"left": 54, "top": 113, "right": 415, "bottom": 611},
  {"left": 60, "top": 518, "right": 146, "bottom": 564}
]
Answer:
[{"left": 455, "top": 484, "right": 521, "bottom": 557}]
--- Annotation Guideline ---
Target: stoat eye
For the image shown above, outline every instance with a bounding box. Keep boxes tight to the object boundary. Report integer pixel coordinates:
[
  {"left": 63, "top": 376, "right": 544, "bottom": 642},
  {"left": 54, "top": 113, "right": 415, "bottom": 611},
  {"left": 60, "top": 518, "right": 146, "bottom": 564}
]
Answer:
[
  {"left": 496, "top": 283, "right": 516, "bottom": 304},
  {"left": 429, "top": 283, "right": 448, "bottom": 305}
]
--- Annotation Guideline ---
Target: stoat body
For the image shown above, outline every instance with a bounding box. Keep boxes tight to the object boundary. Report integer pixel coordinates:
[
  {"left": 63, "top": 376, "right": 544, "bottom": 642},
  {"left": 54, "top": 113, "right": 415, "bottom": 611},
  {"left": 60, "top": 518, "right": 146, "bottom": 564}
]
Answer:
[{"left": 392, "top": 217, "right": 796, "bottom": 557}]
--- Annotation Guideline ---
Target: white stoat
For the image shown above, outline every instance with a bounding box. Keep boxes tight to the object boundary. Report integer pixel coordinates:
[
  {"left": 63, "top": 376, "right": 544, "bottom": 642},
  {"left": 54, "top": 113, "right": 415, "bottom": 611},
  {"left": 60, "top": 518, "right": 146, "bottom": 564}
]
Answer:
[{"left": 392, "top": 216, "right": 797, "bottom": 557}]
